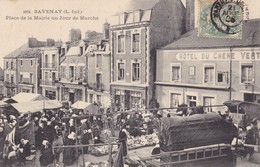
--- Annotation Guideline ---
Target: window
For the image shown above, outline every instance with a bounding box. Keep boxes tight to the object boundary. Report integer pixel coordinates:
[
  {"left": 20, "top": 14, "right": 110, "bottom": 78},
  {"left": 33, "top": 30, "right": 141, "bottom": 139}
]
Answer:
[
  {"left": 187, "top": 95, "right": 197, "bottom": 107},
  {"left": 6, "top": 74, "right": 9, "bottom": 81},
  {"left": 78, "top": 66, "right": 84, "bottom": 79},
  {"left": 20, "top": 75, "right": 23, "bottom": 83},
  {"left": 69, "top": 66, "right": 74, "bottom": 79},
  {"left": 30, "top": 60, "right": 33, "bottom": 66},
  {"left": 241, "top": 65, "right": 253, "bottom": 83},
  {"left": 6, "top": 62, "right": 9, "bottom": 69},
  {"left": 20, "top": 60, "right": 23, "bottom": 66},
  {"left": 132, "top": 33, "right": 140, "bottom": 52},
  {"left": 172, "top": 65, "right": 180, "bottom": 82},
  {"left": 218, "top": 73, "right": 224, "bottom": 82},
  {"left": 89, "top": 94, "right": 93, "bottom": 103},
  {"left": 52, "top": 54, "right": 56, "bottom": 67},
  {"left": 80, "top": 46, "right": 83, "bottom": 55},
  {"left": 11, "top": 62, "right": 13, "bottom": 69},
  {"left": 29, "top": 73, "right": 33, "bottom": 84},
  {"left": 132, "top": 62, "right": 140, "bottom": 81},
  {"left": 97, "top": 95, "right": 101, "bottom": 103},
  {"left": 204, "top": 66, "right": 214, "bottom": 83},
  {"left": 96, "top": 73, "right": 102, "bottom": 89},
  {"left": 118, "top": 62, "right": 125, "bottom": 81},
  {"left": 62, "top": 48, "right": 65, "bottom": 55},
  {"left": 10, "top": 75, "right": 14, "bottom": 83},
  {"left": 60, "top": 66, "right": 66, "bottom": 78},
  {"left": 118, "top": 35, "right": 125, "bottom": 53},
  {"left": 203, "top": 96, "right": 214, "bottom": 112},
  {"left": 170, "top": 93, "right": 181, "bottom": 108},
  {"left": 96, "top": 54, "right": 102, "bottom": 68}
]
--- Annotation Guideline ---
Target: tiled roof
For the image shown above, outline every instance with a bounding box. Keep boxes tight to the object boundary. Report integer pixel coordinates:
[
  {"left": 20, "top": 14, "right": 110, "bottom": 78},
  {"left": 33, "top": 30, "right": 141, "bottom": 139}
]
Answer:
[
  {"left": 85, "top": 34, "right": 104, "bottom": 44},
  {"left": 4, "top": 44, "right": 28, "bottom": 59},
  {"left": 161, "top": 19, "right": 260, "bottom": 50},
  {"left": 18, "top": 48, "right": 42, "bottom": 58}
]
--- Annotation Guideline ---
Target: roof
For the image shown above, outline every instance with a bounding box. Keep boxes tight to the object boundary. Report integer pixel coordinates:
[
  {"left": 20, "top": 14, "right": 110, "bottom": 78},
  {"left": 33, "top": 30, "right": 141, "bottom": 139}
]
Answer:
[
  {"left": 4, "top": 44, "right": 28, "bottom": 59},
  {"left": 161, "top": 19, "right": 260, "bottom": 50},
  {"left": 11, "top": 100, "right": 62, "bottom": 113},
  {"left": 85, "top": 34, "right": 104, "bottom": 44},
  {"left": 11, "top": 92, "right": 49, "bottom": 103},
  {"left": 18, "top": 48, "right": 42, "bottom": 58}
]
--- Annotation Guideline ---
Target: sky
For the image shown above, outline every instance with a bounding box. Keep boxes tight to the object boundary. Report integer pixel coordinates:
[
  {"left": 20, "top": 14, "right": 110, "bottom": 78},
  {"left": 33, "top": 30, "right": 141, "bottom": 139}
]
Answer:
[{"left": 0, "top": 0, "right": 259, "bottom": 68}]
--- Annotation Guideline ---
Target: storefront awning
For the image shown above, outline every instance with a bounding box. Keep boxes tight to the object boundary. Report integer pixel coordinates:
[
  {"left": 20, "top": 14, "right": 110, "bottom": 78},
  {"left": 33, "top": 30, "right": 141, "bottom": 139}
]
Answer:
[{"left": 11, "top": 100, "right": 62, "bottom": 113}]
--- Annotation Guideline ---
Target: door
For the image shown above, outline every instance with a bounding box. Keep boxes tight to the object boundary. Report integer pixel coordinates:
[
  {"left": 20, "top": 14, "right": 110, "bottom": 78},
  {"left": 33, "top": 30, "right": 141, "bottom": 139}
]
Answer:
[
  {"left": 69, "top": 93, "right": 75, "bottom": 104},
  {"left": 125, "top": 90, "right": 131, "bottom": 110}
]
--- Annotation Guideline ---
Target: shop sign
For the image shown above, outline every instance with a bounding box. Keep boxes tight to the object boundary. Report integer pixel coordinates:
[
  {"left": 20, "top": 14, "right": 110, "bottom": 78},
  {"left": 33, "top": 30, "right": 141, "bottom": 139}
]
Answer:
[{"left": 176, "top": 50, "right": 260, "bottom": 61}]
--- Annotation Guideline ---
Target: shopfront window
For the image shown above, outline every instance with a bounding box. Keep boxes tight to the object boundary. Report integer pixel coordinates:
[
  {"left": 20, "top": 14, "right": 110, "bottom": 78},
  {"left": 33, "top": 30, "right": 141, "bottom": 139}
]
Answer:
[{"left": 187, "top": 95, "right": 197, "bottom": 107}]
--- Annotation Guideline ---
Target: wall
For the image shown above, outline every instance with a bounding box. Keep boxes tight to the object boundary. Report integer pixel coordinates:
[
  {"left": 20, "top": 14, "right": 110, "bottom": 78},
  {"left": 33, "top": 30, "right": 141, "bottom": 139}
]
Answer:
[{"left": 112, "top": 27, "right": 147, "bottom": 84}]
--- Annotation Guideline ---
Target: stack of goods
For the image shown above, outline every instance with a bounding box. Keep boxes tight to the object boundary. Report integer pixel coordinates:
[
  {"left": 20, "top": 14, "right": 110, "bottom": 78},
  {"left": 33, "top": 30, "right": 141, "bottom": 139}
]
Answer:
[
  {"left": 91, "top": 145, "right": 118, "bottom": 156},
  {"left": 127, "top": 133, "right": 159, "bottom": 149}
]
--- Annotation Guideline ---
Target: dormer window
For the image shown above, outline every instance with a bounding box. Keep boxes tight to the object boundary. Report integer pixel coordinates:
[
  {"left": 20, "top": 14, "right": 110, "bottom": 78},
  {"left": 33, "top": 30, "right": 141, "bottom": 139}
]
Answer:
[{"left": 80, "top": 46, "right": 83, "bottom": 55}]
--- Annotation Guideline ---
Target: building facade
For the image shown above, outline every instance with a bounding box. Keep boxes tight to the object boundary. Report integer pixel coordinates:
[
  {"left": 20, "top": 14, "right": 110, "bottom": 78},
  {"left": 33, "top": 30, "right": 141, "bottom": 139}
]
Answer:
[
  {"left": 59, "top": 40, "right": 88, "bottom": 104},
  {"left": 17, "top": 49, "right": 41, "bottom": 94},
  {"left": 86, "top": 39, "right": 111, "bottom": 107},
  {"left": 110, "top": 0, "right": 186, "bottom": 111},
  {"left": 41, "top": 46, "right": 61, "bottom": 100},
  {"left": 155, "top": 19, "right": 260, "bottom": 112}
]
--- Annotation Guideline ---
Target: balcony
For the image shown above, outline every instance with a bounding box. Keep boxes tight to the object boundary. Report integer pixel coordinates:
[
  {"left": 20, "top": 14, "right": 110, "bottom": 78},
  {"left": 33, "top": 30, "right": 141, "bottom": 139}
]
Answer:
[
  {"left": 40, "top": 80, "right": 57, "bottom": 86},
  {"left": 89, "top": 82, "right": 104, "bottom": 92},
  {"left": 4, "top": 81, "right": 16, "bottom": 88},
  {"left": 42, "top": 63, "right": 57, "bottom": 69}
]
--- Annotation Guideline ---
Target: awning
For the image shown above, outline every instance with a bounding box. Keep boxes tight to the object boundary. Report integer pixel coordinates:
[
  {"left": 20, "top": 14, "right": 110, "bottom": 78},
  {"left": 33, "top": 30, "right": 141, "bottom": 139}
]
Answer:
[
  {"left": 11, "top": 92, "right": 49, "bottom": 103},
  {"left": 11, "top": 100, "right": 62, "bottom": 113},
  {"left": 71, "top": 101, "right": 99, "bottom": 115}
]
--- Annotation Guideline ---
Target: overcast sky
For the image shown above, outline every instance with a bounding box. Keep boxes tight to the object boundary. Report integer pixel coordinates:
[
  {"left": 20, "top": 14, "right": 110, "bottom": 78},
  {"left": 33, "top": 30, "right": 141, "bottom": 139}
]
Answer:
[{"left": 0, "top": 0, "right": 259, "bottom": 68}]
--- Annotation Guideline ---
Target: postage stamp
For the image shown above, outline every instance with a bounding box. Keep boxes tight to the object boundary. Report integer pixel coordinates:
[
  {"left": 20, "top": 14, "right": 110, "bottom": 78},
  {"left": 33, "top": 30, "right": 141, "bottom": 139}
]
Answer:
[{"left": 198, "top": 0, "right": 244, "bottom": 39}]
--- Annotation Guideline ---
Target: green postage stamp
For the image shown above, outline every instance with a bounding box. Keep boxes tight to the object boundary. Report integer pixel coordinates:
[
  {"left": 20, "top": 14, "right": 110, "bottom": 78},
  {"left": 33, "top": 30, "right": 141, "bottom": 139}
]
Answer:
[{"left": 198, "top": 0, "right": 244, "bottom": 39}]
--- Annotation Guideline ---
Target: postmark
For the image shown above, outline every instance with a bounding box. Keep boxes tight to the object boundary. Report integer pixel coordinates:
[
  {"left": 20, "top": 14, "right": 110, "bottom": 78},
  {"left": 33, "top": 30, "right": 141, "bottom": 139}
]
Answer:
[{"left": 198, "top": 0, "right": 244, "bottom": 39}]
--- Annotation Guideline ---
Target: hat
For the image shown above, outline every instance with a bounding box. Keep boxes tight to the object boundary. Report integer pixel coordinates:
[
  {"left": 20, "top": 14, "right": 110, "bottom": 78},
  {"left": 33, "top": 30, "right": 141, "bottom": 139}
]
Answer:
[{"left": 68, "top": 132, "right": 76, "bottom": 140}]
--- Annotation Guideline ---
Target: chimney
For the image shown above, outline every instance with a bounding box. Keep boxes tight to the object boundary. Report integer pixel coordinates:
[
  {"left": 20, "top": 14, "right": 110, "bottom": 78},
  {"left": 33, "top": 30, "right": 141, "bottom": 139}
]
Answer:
[
  {"left": 102, "top": 21, "right": 110, "bottom": 39},
  {"left": 28, "top": 37, "right": 38, "bottom": 48},
  {"left": 69, "top": 28, "right": 82, "bottom": 42},
  {"left": 46, "top": 38, "right": 55, "bottom": 47},
  {"left": 186, "top": 0, "right": 195, "bottom": 32}
]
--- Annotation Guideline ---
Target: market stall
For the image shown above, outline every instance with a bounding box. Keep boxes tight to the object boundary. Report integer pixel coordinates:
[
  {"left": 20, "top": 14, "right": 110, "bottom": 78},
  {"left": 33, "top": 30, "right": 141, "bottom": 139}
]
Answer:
[
  {"left": 11, "top": 100, "right": 62, "bottom": 113},
  {"left": 71, "top": 101, "right": 99, "bottom": 115}
]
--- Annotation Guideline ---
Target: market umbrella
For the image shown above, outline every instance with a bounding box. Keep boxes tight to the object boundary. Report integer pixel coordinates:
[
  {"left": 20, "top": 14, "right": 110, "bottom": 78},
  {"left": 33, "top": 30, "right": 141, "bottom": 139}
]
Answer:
[{"left": 71, "top": 101, "right": 99, "bottom": 115}]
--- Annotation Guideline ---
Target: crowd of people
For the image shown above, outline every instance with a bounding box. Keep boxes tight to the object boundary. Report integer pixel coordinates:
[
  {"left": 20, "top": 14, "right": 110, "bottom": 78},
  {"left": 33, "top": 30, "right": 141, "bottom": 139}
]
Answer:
[
  {"left": 1, "top": 103, "right": 259, "bottom": 166},
  {"left": 0, "top": 105, "right": 111, "bottom": 167}
]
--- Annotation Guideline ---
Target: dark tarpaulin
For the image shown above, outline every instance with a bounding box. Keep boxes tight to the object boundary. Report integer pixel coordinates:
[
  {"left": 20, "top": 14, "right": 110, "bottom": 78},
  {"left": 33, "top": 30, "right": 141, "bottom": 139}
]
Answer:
[
  {"left": 17, "top": 121, "right": 35, "bottom": 145},
  {"left": 224, "top": 100, "right": 260, "bottom": 120},
  {"left": 160, "top": 113, "right": 237, "bottom": 151}
]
